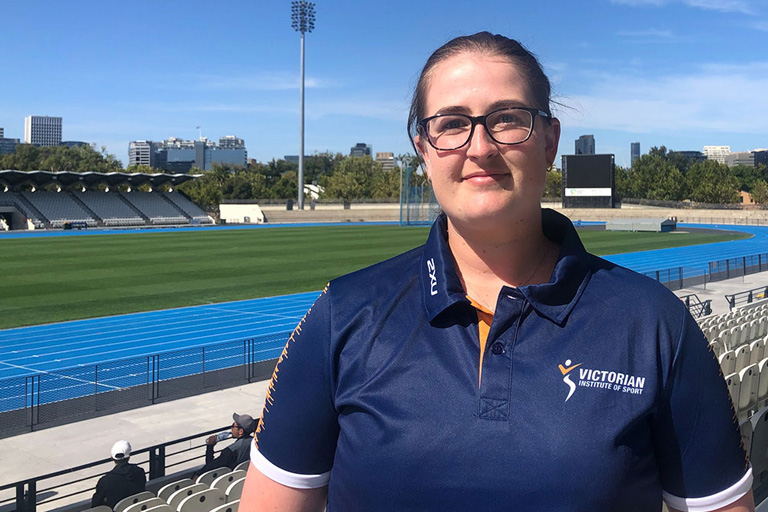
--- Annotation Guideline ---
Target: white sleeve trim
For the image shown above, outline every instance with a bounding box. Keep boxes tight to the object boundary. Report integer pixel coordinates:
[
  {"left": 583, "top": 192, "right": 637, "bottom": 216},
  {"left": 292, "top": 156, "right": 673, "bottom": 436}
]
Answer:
[
  {"left": 250, "top": 442, "right": 331, "bottom": 489},
  {"left": 662, "top": 466, "right": 753, "bottom": 512}
]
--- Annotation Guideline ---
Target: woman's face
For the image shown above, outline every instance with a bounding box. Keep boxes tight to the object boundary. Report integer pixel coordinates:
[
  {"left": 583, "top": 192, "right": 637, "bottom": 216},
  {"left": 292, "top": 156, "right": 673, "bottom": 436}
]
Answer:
[{"left": 415, "top": 51, "right": 560, "bottom": 231}]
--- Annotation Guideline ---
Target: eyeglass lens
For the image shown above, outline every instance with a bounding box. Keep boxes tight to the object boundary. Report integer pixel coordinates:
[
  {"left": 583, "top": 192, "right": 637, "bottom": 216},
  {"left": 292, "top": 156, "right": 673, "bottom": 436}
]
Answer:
[{"left": 425, "top": 108, "right": 534, "bottom": 150}]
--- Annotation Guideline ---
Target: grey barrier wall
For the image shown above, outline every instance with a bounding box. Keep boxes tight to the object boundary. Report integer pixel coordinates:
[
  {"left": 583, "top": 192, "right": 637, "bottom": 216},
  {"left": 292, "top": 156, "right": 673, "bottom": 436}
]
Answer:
[{"left": 0, "top": 333, "right": 290, "bottom": 439}]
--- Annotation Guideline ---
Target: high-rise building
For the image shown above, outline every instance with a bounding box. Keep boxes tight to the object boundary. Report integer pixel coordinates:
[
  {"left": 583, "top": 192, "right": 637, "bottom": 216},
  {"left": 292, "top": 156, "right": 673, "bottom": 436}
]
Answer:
[
  {"left": 0, "top": 127, "right": 20, "bottom": 155},
  {"left": 128, "top": 136, "right": 247, "bottom": 172},
  {"left": 24, "top": 115, "right": 62, "bottom": 146},
  {"left": 375, "top": 152, "right": 395, "bottom": 172},
  {"left": 702, "top": 145, "right": 730, "bottom": 164},
  {"left": 575, "top": 135, "right": 595, "bottom": 155},
  {"left": 129, "top": 141, "right": 159, "bottom": 168},
  {"left": 630, "top": 142, "right": 640, "bottom": 166},
  {"left": 754, "top": 149, "right": 768, "bottom": 167},
  {"left": 218, "top": 135, "right": 245, "bottom": 149},
  {"left": 724, "top": 152, "right": 755, "bottom": 167},
  {"left": 350, "top": 143, "right": 372, "bottom": 157}
]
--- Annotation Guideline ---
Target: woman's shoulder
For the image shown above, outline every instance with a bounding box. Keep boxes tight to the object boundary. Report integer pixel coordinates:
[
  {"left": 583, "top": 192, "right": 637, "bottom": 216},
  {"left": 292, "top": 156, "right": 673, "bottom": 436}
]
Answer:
[
  {"left": 328, "top": 244, "right": 425, "bottom": 295},
  {"left": 585, "top": 252, "right": 688, "bottom": 312}
]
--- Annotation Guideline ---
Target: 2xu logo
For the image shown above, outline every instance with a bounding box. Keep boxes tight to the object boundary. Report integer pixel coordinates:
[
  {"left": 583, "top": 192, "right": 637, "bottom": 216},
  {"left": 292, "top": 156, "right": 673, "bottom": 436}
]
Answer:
[{"left": 426, "top": 258, "right": 438, "bottom": 296}]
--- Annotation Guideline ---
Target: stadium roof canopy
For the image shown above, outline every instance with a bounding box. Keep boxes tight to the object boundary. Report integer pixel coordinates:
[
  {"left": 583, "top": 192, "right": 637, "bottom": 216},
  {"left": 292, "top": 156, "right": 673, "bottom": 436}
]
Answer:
[{"left": 0, "top": 170, "right": 201, "bottom": 190}]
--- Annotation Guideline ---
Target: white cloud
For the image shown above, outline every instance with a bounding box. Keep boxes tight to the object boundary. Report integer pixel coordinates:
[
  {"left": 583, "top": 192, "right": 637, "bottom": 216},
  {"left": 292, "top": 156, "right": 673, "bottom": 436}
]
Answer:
[
  {"left": 615, "top": 28, "right": 681, "bottom": 42},
  {"left": 189, "top": 72, "right": 334, "bottom": 91},
  {"left": 557, "top": 63, "right": 768, "bottom": 136}
]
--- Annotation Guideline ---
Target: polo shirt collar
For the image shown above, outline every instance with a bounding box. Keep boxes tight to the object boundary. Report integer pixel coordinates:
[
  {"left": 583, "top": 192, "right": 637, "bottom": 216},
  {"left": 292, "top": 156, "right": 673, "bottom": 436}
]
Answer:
[{"left": 420, "top": 209, "right": 592, "bottom": 325}]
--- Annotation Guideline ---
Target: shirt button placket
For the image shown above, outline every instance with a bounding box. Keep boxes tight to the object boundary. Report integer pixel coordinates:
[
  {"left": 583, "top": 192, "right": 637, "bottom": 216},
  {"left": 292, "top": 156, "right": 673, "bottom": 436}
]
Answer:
[{"left": 479, "top": 296, "right": 524, "bottom": 421}]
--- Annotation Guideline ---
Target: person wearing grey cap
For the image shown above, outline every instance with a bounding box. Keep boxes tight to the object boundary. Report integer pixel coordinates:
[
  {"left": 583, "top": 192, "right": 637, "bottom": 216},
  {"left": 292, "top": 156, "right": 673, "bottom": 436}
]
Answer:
[
  {"left": 195, "top": 412, "right": 255, "bottom": 476},
  {"left": 91, "top": 440, "right": 146, "bottom": 509}
]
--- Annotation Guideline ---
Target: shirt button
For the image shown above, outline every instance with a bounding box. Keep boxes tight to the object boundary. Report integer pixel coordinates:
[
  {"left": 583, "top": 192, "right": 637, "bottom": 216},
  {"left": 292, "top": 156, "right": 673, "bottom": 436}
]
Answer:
[{"left": 491, "top": 343, "right": 504, "bottom": 355}]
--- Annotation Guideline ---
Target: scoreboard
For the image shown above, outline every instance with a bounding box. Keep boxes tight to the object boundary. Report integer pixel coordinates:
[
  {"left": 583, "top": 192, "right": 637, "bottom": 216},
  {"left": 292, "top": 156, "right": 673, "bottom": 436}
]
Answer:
[{"left": 561, "top": 154, "right": 615, "bottom": 208}]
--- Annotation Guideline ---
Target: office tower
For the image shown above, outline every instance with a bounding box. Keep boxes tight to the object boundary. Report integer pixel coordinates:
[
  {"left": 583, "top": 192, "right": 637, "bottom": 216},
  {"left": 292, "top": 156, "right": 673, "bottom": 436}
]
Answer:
[
  {"left": 702, "top": 145, "right": 730, "bottom": 164},
  {"left": 575, "top": 135, "right": 595, "bottom": 155},
  {"left": 630, "top": 142, "right": 640, "bottom": 165},
  {"left": 724, "top": 152, "right": 755, "bottom": 167},
  {"left": 375, "top": 152, "right": 395, "bottom": 172},
  {"left": 218, "top": 135, "right": 245, "bottom": 149},
  {"left": 0, "top": 127, "right": 20, "bottom": 155},
  {"left": 129, "top": 141, "right": 159, "bottom": 168},
  {"left": 24, "top": 115, "right": 62, "bottom": 146},
  {"left": 128, "top": 135, "right": 247, "bottom": 172},
  {"left": 350, "top": 143, "right": 372, "bottom": 157}
]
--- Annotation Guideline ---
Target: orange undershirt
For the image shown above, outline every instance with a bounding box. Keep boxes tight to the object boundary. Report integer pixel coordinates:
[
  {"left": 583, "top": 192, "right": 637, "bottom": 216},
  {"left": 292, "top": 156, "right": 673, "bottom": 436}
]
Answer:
[{"left": 467, "top": 296, "right": 494, "bottom": 386}]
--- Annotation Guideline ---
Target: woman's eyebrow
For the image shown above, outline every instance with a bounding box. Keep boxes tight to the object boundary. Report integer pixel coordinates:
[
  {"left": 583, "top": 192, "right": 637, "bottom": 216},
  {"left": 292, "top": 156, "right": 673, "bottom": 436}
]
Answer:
[{"left": 432, "top": 100, "right": 530, "bottom": 116}]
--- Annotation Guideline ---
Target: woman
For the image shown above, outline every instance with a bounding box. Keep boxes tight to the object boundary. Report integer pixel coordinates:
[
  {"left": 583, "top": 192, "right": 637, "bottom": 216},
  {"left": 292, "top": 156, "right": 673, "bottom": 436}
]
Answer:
[{"left": 241, "top": 32, "right": 754, "bottom": 512}]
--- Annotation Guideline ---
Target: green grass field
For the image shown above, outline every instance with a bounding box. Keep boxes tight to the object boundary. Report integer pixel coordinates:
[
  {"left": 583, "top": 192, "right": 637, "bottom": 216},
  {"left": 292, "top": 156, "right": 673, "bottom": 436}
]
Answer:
[{"left": 0, "top": 225, "right": 749, "bottom": 329}]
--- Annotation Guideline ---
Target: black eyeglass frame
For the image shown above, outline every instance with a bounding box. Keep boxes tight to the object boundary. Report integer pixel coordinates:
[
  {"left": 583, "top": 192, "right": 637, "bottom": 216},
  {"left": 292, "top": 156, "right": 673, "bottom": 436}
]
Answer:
[{"left": 417, "top": 107, "right": 552, "bottom": 151}]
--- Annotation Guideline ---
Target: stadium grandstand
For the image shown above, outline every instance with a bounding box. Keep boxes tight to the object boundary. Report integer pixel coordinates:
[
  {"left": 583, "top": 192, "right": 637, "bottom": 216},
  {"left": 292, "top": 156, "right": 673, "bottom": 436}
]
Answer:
[{"left": 0, "top": 171, "right": 213, "bottom": 230}]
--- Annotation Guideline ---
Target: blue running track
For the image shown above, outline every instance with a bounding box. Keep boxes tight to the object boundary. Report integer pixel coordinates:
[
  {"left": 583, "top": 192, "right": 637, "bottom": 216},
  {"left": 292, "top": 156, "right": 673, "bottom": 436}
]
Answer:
[{"left": 2, "top": 221, "right": 768, "bottom": 408}]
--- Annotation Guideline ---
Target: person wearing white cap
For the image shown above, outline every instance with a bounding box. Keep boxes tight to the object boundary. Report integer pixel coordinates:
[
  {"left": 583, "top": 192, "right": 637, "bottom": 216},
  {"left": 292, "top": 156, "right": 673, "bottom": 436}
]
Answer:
[
  {"left": 195, "top": 412, "right": 256, "bottom": 477},
  {"left": 91, "top": 440, "right": 146, "bottom": 509}
]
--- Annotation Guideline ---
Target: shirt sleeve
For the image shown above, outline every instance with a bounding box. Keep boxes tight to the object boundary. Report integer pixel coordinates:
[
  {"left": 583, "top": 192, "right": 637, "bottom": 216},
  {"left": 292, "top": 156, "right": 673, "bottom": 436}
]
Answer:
[
  {"left": 654, "top": 309, "right": 752, "bottom": 511},
  {"left": 252, "top": 287, "right": 338, "bottom": 488}
]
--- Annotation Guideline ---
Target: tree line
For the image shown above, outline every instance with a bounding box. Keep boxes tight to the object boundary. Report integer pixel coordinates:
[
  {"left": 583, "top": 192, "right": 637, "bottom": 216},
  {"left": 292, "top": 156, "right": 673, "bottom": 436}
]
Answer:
[
  {"left": 4, "top": 143, "right": 767, "bottom": 207},
  {"left": 615, "top": 146, "right": 768, "bottom": 204}
]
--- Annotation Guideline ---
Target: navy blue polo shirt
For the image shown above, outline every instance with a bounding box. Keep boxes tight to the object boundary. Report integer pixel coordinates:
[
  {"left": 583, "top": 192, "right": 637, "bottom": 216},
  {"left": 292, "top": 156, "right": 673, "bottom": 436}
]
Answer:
[{"left": 252, "top": 209, "right": 750, "bottom": 512}]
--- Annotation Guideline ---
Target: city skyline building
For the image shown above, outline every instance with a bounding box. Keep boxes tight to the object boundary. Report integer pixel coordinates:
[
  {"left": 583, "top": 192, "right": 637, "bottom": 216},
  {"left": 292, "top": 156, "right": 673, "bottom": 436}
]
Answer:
[
  {"left": 575, "top": 135, "right": 595, "bottom": 155},
  {"left": 703, "top": 145, "right": 731, "bottom": 164},
  {"left": 0, "top": 126, "right": 20, "bottom": 155},
  {"left": 24, "top": 115, "right": 62, "bottom": 147},
  {"left": 375, "top": 152, "right": 395, "bottom": 172},
  {"left": 630, "top": 142, "right": 640, "bottom": 166},
  {"left": 218, "top": 135, "right": 245, "bottom": 149},
  {"left": 350, "top": 142, "right": 372, "bottom": 157},
  {"left": 724, "top": 151, "right": 755, "bottom": 167},
  {"left": 128, "top": 136, "right": 247, "bottom": 172}
]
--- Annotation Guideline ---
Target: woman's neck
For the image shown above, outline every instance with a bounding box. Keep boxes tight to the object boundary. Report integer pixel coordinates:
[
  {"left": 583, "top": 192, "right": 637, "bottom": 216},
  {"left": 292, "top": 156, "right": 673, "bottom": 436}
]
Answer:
[{"left": 447, "top": 214, "right": 558, "bottom": 311}]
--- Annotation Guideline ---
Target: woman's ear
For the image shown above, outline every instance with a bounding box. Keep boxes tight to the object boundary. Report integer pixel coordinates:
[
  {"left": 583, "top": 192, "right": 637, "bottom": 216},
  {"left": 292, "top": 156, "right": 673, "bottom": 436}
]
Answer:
[
  {"left": 544, "top": 117, "right": 561, "bottom": 166},
  {"left": 414, "top": 134, "right": 432, "bottom": 180}
]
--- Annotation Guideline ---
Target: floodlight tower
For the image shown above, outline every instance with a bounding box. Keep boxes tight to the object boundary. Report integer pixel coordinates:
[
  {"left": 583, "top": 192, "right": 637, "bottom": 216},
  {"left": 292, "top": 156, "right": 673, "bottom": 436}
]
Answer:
[{"left": 291, "top": 1, "right": 315, "bottom": 210}]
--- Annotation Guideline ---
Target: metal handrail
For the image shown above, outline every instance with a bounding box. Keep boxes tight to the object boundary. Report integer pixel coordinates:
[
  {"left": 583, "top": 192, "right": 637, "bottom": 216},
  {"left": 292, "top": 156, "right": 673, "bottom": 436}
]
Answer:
[
  {"left": 725, "top": 286, "right": 768, "bottom": 310},
  {"left": 679, "top": 293, "right": 712, "bottom": 318},
  {"left": 0, "top": 426, "right": 228, "bottom": 512}
]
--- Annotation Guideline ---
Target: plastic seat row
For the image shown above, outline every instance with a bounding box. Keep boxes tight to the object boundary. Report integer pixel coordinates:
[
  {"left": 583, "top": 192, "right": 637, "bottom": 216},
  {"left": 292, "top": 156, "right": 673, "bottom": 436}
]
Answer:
[
  {"left": 719, "top": 338, "right": 768, "bottom": 375},
  {"left": 699, "top": 301, "right": 768, "bottom": 331},
  {"left": 725, "top": 358, "right": 768, "bottom": 422},
  {"left": 709, "top": 320, "right": 768, "bottom": 355}
]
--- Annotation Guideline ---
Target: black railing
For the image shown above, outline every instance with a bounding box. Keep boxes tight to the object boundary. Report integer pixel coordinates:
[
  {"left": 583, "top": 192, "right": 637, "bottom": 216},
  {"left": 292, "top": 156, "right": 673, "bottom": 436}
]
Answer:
[
  {"left": 0, "top": 333, "right": 288, "bottom": 439},
  {"left": 643, "top": 266, "right": 708, "bottom": 291},
  {"left": 0, "top": 426, "right": 227, "bottom": 512},
  {"left": 679, "top": 294, "right": 712, "bottom": 318},
  {"left": 644, "top": 252, "right": 768, "bottom": 293},
  {"left": 725, "top": 286, "right": 768, "bottom": 310}
]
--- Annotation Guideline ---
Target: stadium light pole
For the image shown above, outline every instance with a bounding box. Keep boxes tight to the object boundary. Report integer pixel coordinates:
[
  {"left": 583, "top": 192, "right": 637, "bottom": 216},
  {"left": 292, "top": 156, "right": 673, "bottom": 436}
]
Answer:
[{"left": 291, "top": 1, "right": 315, "bottom": 210}]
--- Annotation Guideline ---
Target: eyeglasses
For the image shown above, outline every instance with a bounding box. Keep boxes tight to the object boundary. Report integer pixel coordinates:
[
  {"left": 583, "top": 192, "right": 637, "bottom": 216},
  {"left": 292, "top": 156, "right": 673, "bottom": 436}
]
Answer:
[{"left": 418, "top": 107, "right": 551, "bottom": 151}]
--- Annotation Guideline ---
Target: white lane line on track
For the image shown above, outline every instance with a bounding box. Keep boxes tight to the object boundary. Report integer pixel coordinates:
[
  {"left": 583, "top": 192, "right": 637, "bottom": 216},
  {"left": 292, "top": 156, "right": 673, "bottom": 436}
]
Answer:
[{"left": 0, "top": 361, "right": 122, "bottom": 390}]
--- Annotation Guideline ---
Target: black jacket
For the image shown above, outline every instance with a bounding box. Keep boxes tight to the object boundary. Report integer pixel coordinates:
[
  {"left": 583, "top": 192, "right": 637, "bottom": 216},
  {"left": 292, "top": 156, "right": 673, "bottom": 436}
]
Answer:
[
  {"left": 91, "top": 461, "right": 146, "bottom": 508},
  {"left": 199, "top": 435, "right": 252, "bottom": 474}
]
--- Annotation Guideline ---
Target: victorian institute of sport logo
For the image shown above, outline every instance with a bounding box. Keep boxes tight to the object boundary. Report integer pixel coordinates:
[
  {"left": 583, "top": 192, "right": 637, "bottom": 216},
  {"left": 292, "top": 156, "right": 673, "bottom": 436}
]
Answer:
[{"left": 559, "top": 359, "right": 646, "bottom": 402}]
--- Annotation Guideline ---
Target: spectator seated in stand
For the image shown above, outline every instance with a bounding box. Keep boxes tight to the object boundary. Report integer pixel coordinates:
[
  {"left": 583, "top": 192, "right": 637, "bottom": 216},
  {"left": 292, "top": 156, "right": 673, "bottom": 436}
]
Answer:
[
  {"left": 91, "top": 440, "right": 147, "bottom": 509},
  {"left": 195, "top": 413, "right": 255, "bottom": 476}
]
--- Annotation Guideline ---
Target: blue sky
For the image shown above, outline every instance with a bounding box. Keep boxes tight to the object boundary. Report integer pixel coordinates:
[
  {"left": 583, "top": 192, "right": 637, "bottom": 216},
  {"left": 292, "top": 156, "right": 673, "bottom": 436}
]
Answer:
[{"left": 1, "top": 0, "right": 766, "bottom": 168}]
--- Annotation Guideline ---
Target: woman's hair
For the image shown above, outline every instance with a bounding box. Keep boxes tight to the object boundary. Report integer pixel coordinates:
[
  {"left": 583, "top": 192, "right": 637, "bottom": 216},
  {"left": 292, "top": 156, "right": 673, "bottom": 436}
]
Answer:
[{"left": 407, "top": 32, "right": 553, "bottom": 143}]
